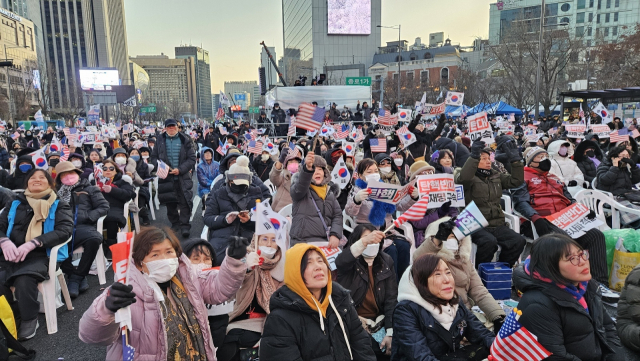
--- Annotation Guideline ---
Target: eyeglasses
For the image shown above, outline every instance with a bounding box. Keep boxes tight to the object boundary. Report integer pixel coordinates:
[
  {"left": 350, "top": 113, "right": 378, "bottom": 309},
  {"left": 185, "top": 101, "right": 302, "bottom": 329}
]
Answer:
[
  {"left": 102, "top": 166, "right": 116, "bottom": 171},
  {"left": 565, "top": 250, "right": 589, "bottom": 266}
]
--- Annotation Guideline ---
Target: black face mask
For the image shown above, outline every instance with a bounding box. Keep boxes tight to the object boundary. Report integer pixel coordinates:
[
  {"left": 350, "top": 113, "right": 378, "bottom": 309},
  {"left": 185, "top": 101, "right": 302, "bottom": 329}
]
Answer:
[
  {"left": 229, "top": 183, "right": 248, "bottom": 194},
  {"left": 49, "top": 159, "right": 60, "bottom": 167},
  {"left": 586, "top": 150, "right": 595, "bottom": 158},
  {"left": 476, "top": 168, "right": 492, "bottom": 177},
  {"left": 537, "top": 159, "right": 551, "bottom": 172}
]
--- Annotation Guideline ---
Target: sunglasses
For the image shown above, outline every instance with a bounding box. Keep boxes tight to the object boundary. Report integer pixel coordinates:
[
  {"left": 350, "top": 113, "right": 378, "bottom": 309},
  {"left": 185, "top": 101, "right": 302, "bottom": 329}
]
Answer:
[
  {"left": 565, "top": 250, "right": 589, "bottom": 266},
  {"left": 102, "top": 166, "right": 116, "bottom": 171}
]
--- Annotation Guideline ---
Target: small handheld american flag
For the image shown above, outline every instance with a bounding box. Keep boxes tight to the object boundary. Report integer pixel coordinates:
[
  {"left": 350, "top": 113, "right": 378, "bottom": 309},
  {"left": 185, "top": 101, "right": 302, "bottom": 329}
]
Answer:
[
  {"left": 295, "top": 103, "right": 324, "bottom": 131},
  {"left": 288, "top": 116, "right": 296, "bottom": 136},
  {"left": 610, "top": 128, "right": 630, "bottom": 143},
  {"left": 489, "top": 308, "right": 552, "bottom": 361},
  {"left": 156, "top": 160, "right": 169, "bottom": 179},
  {"left": 370, "top": 138, "right": 387, "bottom": 153},
  {"left": 393, "top": 196, "right": 428, "bottom": 228},
  {"left": 247, "top": 140, "right": 264, "bottom": 154}
]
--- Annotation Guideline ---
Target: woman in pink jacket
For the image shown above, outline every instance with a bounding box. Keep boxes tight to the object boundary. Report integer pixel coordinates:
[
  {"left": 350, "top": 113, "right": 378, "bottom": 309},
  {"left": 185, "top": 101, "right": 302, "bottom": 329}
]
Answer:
[{"left": 78, "top": 227, "right": 253, "bottom": 361}]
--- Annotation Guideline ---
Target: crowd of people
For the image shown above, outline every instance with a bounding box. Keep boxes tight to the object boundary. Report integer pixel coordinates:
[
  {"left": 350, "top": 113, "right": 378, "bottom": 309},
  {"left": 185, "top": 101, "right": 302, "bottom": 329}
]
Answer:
[{"left": 0, "top": 105, "right": 638, "bottom": 360}]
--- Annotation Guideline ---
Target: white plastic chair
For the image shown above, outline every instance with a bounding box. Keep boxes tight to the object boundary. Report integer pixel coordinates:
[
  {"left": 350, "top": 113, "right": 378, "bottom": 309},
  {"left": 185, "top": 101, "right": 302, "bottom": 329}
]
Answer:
[
  {"left": 201, "top": 225, "right": 209, "bottom": 240},
  {"left": 38, "top": 237, "right": 74, "bottom": 334},
  {"left": 147, "top": 178, "right": 156, "bottom": 220},
  {"left": 278, "top": 204, "right": 292, "bottom": 218},
  {"left": 74, "top": 216, "right": 108, "bottom": 285},
  {"left": 153, "top": 177, "right": 160, "bottom": 209},
  {"left": 342, "top": 210, "right": 357, "bottom": 234},
  {"left": 132, "top": 188, "right": 141, "bottom": 233},
  {"left": 264, "top": 179, "right": 277, "bottom": 196},
  {"left": 190, "top": 194, "right": 201, "bottom": 222},
  {"left": 575, "top": 189, "right": 638, "bottom": 229}
]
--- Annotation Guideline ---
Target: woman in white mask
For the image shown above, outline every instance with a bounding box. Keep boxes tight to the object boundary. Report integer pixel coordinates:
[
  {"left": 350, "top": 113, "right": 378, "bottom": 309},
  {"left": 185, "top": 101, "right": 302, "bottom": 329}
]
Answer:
[
  {"left": 79, "top": 227, "right": 253, "bottom": 361},
  {"left": 335, "top": 224, "right": 397, "bottom": 360},
  {"left": 219, "top": 232, "right": 285, "bottom": 360},
  {"left": 110, "top": 147, "right": 144, "bottom": 186},
  {"left": 374, "top": 153, "right": 401, "bottom": 185}
]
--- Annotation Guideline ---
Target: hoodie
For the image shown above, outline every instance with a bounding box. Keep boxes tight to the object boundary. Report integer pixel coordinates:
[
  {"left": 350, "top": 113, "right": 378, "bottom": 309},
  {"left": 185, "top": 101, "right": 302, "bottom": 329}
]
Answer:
[
  {"left": 8, "top": 155, "right": 35, "bottom": 190},
  {"left": 197, "top": 147, "right": 220, "bottom": 197},
  {"left": 547, "top": 140, "right": 584, "bottom": 186},
  {"left": 284, "top": 243, "right": 332, "bottom": 318},
  {"left": 433, "top": 137, "right": 470, "bottom": 167}
]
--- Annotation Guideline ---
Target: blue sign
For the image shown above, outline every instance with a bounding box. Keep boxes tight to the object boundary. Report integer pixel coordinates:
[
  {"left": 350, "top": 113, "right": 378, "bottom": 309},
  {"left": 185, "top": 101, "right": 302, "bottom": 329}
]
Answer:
[{"left": 234, "top": 94, "right": 246, "bottom": 101}]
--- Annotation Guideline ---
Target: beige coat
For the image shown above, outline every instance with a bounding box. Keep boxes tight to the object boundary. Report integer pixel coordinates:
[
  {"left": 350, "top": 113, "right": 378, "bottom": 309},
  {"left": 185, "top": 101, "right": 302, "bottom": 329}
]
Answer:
[
  {"left": 413, "top": 217, "right": 505, "bottom": 322},
  {"left": 269, "top": 164, "right": 293, "bottom": 212}
]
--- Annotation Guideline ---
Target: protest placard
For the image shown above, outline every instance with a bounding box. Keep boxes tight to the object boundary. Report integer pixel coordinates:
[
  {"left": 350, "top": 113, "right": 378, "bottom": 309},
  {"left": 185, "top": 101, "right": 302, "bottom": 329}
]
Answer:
[
  {"left": 545, "top": 203, "right": 603, "bottom": 238},
  {"left": 416, "top": 174, "right": 466, "bottom": 208},
  {"left": 319, "top": 247, "right": 342, "bottom": 271},
  {"left": 467, "top": 112, "right": 494, "bottom": 144},
  {"left": 590, "top": 124, "right": 611, "bottom": 138},
  {"left": 368, "top": 180, "right": 415, "bottom": 204},
  {"left": 452, "top": 201, "right": 489, "bottom": 240},
  {"left": 566, "top": 125, "right": 586, "bottom": 139}
]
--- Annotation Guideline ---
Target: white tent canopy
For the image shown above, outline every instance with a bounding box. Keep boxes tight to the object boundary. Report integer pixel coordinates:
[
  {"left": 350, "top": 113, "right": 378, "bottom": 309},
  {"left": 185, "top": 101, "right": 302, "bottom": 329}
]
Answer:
[{"left": 266, "top": 85, "right": 372, "bottom": 111}]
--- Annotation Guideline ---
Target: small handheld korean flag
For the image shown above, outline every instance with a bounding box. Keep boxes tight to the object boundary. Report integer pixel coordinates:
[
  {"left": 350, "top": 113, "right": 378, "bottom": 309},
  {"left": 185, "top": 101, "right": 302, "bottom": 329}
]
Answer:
[
  {"left": 343, "top": 141, "right": 356, "bottom": 157},
  {"left": 29, "top": 147, "right": 48, "bottom": 170},
  {"left": 255, "top": 200, "right": 289, "bottom": 252},
  {"left": 445, "top": 91, "right": 464, "bottom": 106},
  {"left": 331, "top": 157, "right": 351, "bottom": 189},
  {"left": 262, "top": 140, "right": 279, "bottom": 156}
]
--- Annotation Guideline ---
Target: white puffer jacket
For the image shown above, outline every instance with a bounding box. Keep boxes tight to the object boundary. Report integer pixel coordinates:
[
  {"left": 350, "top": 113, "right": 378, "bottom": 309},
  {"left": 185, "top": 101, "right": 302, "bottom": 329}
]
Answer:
[{"left": 548, "top": 140, "right": 585, "bottom": 187}]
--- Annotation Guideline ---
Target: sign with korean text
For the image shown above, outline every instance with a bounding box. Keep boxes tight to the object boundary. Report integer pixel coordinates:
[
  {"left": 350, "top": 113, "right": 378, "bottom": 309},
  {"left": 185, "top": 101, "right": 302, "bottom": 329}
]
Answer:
[
  {"left": 416, "top": 174, "right": 466, "bottom": 208},
  {"left": 467, "top": 111, "right": 494, "bottom": 144},
  {"left": 420, "top": 102, "right": 446, "bottom": 115},
  {"left": 319, "top": 247, "right": 343, "bottom": 271},
  {"left": 452, "top": 201, "right": 489, "bottom": 240},
  {"left": 367, "top": 180, "right": 415, "bottom": 205},
  {"left": 590, "top": 124, "right": 611, "bottom": 138},
  {"left": 566, "top": 125, "right": 586, "bottom": 139},
  {"left": 346, "top": 77, "right": 371, "bottom": 86},
  {"left": 81, "top": 132, "right": 96, "bottom": 144},
  {"left": 545, "top": 203, "right": 603, "bottom": 238}
]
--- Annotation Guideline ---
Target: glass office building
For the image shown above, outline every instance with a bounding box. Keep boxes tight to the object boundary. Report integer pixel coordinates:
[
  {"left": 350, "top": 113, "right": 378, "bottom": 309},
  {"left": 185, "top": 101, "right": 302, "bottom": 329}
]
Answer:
[{"left": 282, "top": 0, "right": 313, "bottom": 84}]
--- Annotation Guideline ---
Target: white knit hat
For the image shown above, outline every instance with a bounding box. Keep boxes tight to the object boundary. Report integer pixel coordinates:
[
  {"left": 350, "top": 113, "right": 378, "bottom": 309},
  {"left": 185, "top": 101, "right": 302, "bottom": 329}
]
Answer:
[{"left": 226, "top": 155, "right": 252, "bottom": 186}]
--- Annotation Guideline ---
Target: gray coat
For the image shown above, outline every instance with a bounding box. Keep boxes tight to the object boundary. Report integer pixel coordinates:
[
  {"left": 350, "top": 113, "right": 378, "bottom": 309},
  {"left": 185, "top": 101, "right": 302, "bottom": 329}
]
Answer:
[
  {"left": 150, "top": 132, "right": 197, "bottom": 206},
  {"left": 289, "top": 167, "right": 343, "bottom": 246}
]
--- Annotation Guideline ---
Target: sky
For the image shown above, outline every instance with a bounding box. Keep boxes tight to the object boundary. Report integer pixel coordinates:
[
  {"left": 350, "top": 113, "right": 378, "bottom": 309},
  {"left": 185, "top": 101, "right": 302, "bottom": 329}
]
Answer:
[{"left": 124, "top": 0, "right": 494, "bottom": 93}]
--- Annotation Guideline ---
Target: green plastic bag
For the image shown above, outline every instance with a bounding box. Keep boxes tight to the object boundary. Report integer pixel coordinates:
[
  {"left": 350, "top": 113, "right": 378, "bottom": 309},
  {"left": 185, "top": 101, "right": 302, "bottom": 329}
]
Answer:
[{"left": 602, "top": 229, "right": 640, "bottom": 272}]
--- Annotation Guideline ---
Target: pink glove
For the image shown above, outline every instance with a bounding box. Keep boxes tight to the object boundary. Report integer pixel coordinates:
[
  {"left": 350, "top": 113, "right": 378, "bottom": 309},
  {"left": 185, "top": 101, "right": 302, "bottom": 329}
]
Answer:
[
  {"left": 16, "top": 240, "right": 37, "bottom": 262},
  {"left": 0, "top": 238, "right": 18, "bottom": 262},
  {"left": 102, "top": 185, "right": 112, "bottom": 193}
]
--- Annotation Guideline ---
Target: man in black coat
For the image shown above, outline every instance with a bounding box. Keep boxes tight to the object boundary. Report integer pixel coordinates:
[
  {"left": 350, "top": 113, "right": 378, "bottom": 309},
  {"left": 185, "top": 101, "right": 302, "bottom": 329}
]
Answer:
[
  {"left": 270, "top": 103, "right": 287, "bottom": 137},
  {"left": 150, "top": 119, "right": 197, "bottom": 237}
]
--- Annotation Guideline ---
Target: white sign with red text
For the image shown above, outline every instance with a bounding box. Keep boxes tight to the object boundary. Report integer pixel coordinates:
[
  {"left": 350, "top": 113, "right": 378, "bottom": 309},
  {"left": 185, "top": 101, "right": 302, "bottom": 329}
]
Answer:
[
  {"left": 416, "top": 174, "right": 466, "bottom": 209},
  {"left": 545, "top": 203, "right": 603, "bottom": 238},
  {"left": 467, "top": 112, "right": 494, "bottom": 145}
]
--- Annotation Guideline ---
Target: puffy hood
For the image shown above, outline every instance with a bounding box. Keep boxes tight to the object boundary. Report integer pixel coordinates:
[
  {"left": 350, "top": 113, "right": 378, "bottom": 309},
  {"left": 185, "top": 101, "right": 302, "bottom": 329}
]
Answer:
[
  {"left": 433, "top": 137, "right": 469, "bottom": 167},
  {"left": 547, "top": 140, "right": 574, "bottom": 159},
  {"left": 323, "top": 147, "right": 346, "bottom": 169},
  {"left": 416, "top": 217, "right": 473, "bottom": 263},
  {"left": 284, "top": 243, "right": 332, "bottom": 318},
  {"left": 608, "top": 135, "right": 639, "bottom": 154},
  {"left": 199, "top": 147, "right": 214, "bottom": 164},
  {"left": 15, "top": 155, "right": 35, "bottom": 171},
  {"left": 513, "top": 263, "right": 542, "bottom": 294},
  {"left": 574, "top": 140, "right": 603, "bottom": 163},
  {"left": 69, "top": 153, "right": 86, "bottom": 168},
  {"left": 219, "top": 152, "right": 242, "bottom": 175},
  {"left": 223, "top": 134, "right": 238, "bottom": 147}
]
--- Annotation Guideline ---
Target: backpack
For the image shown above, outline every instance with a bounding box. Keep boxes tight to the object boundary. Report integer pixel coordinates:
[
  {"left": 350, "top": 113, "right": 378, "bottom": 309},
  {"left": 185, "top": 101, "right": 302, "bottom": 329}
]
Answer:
[{"left": 6, "top": 199, "right": 69, "bottom": 262}]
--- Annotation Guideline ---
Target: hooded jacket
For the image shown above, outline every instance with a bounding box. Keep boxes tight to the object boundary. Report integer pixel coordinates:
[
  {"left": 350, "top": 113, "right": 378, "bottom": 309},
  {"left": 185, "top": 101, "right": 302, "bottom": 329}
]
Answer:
[
  {"left": 289, "top": 157, "right": 343, "bottom": 246},
  {"left": 574, "top": 140, "right": 604, "bottom": 184},
  {"left": 596, "top": 157, "right": 640, "bottom": 196},
  {"left": 433, "top": 137, "right": 470, "bottom": 167},
  {"left": 196, "top": 147, "right": 220, "bottom": 197},
  {"left": 56, "top": 177, "right": 109, "bottom": 243},
  {"left": 79, "top": 253, "right": 246, "bottom": 361},
  {"left": 512, "top": 166, "right": 573, "bottom": 219},
  {"left": 547, "top": 140, "right": 585, "bottom": 187},
  {"left": 412, "top": 218, "right": 505, "bottom": 321},
  {"left": 260, "top": 244, "right": 376, "bottom": 361},
  {"left": 617, "top": 264, "right": 640, "bottom": 353},
  {"left": 252, "top": 153, "right": 274, "bottom": 182},
  {"left": 7, "top": 155, "right": 35, "bottom": 190},
  {"left": 391, "top": 266, "right": 495, "bottom": 361},
  {"left": 268, "top": 157, "right": 297, "bottom": 212},
  {"left": 69, "top": 153, "right": 93, "bottom": 179},
  {"left": 109, "top": 155, "right": 144, "bottom": 186},
  {"left": 212, "top": 152, "right": 270, "bottom": 199},
  {"left": 512, "top": 265, "right": 625, "bottom": 361}
]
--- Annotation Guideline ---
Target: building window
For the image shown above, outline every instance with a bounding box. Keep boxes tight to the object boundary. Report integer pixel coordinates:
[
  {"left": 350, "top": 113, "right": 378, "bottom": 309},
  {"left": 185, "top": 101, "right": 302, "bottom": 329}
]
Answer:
[
  {"left": 589, "top": 0, "right": 594, "bottom": 7},
  {"left": 605, "top": 13, "right": 610, "bottom": 22},
  {"left": 597, "top": 0, "right": 601, "bottom": 9},
  {"left": 615, "top": 0, "right": 619, "bottom": 6},
  {"left": 393, "top": 73, "right": 399, "bottom": 81},
  {"left": 577, "top": 13, "right": 585, "bottom": 23},
  {"left": 440, "top": 68, "right": 449, "bottom": 84},
  {"left": 606, "top": 0, "right": 611, "bottom": 8},
  {"left": 421, "top": 71, "right": 429, "bottom": 86},
  {"left": 578, "top": 0, "right": 586, "bottom": 9},
  {"left": 395, "top": 55, "right": 403, "bottom": 62},
  {"left": 407, "top": 71, "right": 414, "bottom": 82},
  {"left": 561, "top": 3, "right": 570, "bottom": 11},
  {"left": 576, "top": 26, "right": 585, "bottom": 36},
  {"left": 424, "top": 52, "right": 432, "bottom": 60},
  {"left": 588, "top": 13, "right": 593, "bottom": 22},
  {"left": 614, "top": 12, "right": 618, "bottom": 21},
  {"left": 612, "top": 26, "right": 618, "bottom": 36},
  {"left": 597, "top": 14, "right": 600, "bottom": 23},
  {"left": 587, "top": 26, "right": 593, "bottom": 36},
  {"left": 561, "top": 17, "right": 570, "bottom": 24},
  {"left": 604, "top": 27, "right": 609, "bottom": 36}
]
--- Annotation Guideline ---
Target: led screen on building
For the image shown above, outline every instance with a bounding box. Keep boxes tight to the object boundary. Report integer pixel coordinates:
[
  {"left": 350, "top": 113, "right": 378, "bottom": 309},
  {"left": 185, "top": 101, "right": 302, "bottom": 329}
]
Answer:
[
  {"left": 79, "top": 68, "right": 120, "bottom": 90},
  {"left": 328, "top": 0, "right": 371, "bottom": 35}
]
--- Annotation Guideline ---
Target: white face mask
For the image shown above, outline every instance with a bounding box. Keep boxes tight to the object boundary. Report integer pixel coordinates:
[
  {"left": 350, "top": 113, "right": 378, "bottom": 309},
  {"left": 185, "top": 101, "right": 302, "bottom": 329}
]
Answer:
[
  {"left": 115, "top": 157, "right": 127, "bottom": 165},
  {"left": 71, "top": 160, "right": 82, "bottom": 168},
  {"left": 444, "top": 237, "right": 459, "bottom": 251},
  {"left": 393, "top": 158, "right": 403, "bottom": 167},
  {"left": 142, "top": 155, "right": 149, "bottom": 159},
  {"left": 379, "top": 166, "right": 392, "bottom": 174},
  {"left": 362, "top": 243, "right": 379, "bottom": 258},
  {"left": 261, "top": 154, "right": 270, "bottom": 162},
  {"left": 191, "top": 262, "right": 210, "bottom": 273},
  {"left": 259, "top": 246, "right": 278, "bottom": 259},
  {"left": 144, "top": 257, "right": 179, "bottom": 283},
  {"left": 365, "top": 173, "right": 381, "bottom": 183}
]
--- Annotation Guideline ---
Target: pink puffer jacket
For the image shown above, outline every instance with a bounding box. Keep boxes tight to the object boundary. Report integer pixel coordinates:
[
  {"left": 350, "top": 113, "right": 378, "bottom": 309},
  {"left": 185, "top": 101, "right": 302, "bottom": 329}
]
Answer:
[{"left": 79, "top": 253, "right": 246, "bottom": 360}]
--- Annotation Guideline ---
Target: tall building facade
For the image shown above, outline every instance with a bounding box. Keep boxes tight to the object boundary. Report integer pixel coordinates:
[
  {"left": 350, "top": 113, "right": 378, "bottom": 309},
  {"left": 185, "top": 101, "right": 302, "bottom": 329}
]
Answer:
[
  {"left": 489, "top": 0, "right": 640, "bottom": 46},
  {"left": 40, "top": 0, "right": 129, "bottom": 110},
  {"left": 282, "top": 0, "right": 381, "bottom": 85},
  {"left": 130, "top": 54, "right": 197, "bottom": 117},
  {"left": 2, "top": 0, "right": 46, "bottom": 82},
  {"left": 175, "top": 45, "right": 212, "bottom": 119},
  {"left": 211, "top": 93, "right": 219, "bottom": 114},
  {"left": 260, "top": 46, "right": 278, "bottom": 89},
  {"left": 224, "top": 80, "right": 257, "bottom": 108}
]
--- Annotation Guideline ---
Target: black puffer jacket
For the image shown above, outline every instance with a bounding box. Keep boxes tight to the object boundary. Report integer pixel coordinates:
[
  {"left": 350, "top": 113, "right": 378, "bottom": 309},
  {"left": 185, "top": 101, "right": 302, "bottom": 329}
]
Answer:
[
  {"left": 335, "top": 245, "right": 397, "bottom": 331},
  {"left": 433, "top": 137, "right": 470, "bottom": 167},
  {"left": 252, "top": 156, "right": 274, "bottom": 182},
  {"left": 203, "top": 182, "right": 262, "bottom": 265},
  {"left": 56, "top": 178, "right": 109, "bottom": 243},
  {"left": 150, "top": 132, "right": 196, "bottom": 206},
  {"left": 595, "top": 158, "right": 640, "bottom": 196},
  {"left": 513, "top": 265, "right": 625, "bottom": 361},
  {"left": 93, "top": 173, "right": 136, "bottom": 227},
  {"left": 260, "top": 282, "right": 376, "bottom": 361},
  {"left": 574, "top": 140, "right": 603, "bottom": 184},
  {"left": 7, "top": 155, "right": 35, "bottom": 190}
]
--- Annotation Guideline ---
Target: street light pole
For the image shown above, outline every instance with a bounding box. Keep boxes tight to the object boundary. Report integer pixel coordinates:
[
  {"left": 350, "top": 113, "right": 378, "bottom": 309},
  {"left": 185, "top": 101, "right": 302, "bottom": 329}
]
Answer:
[
  {"left": 378, "top": 24, "right": 402, "bottom": 106},
  {"left": 4, "top": 45, "right": 13, "bottom": 126},
  {"left": 534, "top": 0, "right": 545, "bottom": 121}
]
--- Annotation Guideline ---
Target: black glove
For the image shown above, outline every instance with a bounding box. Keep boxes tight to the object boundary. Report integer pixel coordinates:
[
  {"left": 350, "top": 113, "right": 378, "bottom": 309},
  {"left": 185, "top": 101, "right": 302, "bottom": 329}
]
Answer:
[
  {"left": 567, "top": 180, "right": 578, "bottom": 187},
  {"left": 587, "top": 210, "right": 597, "bottom": 220},
  {"left": 278, "top": 148, "right": 289, "bottom": 164},
  {"left": 227, "top": 236, "right": 250, "bottom": 260},
  {"left": 438, "top": 114, "right": 446, "bottom": 123},
  {"left": 435, "top": 220, "right": 456, "bottom": 243},
  {"left": 621, "top": 157, "right": 636, "bottom": 167},
  {"left": 493, "top": 316, "right": 505, "bottom": 335},
  {"left": 437, "top": 201, "right": 452, "bottom": 217},
  {"left": 533, "top": 218, "right": 555, "bottom": 237},
  {"left": 469, "top": 141, "right": 486, "bottom": 160},
  {"left": 105, "top": 282, "right": 136, "bottom": 313}
]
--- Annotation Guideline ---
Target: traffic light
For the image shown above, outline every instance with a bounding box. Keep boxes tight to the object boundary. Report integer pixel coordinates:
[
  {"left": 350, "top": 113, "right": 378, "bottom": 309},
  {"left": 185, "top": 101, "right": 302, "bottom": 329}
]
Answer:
[{"left": 259, "top": 67, "right": 267, "bottom": 95}]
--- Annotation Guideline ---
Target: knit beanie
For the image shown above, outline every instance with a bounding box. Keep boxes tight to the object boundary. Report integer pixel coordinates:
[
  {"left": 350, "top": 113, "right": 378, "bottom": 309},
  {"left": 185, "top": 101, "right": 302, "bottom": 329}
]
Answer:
[
  {"left": 409, "top": 160, "right": 435, "bottom": 180},
  {"left": 460, "top": 136, "right": 471, "bottom": 149},
  {"left": 523, "top": 146, "right": 547, "bottom": 166},
  {"left": 226, "top": 155, "right": 252, "bottom": 185}
]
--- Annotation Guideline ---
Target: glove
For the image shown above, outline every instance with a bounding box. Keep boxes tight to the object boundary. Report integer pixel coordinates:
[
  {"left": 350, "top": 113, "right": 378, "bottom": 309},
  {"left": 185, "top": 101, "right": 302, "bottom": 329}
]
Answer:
[
  {"left": 437, "top": 201, "right": 452, "bottom": 217},
  {"left": 438, "top": 114, "right": 446, "bottom": 123},
  {"left": 587, "top": 210, "right": 597, "bottom": 220},
  {"left": 105, "top": 282, "right": 137, "bottom": 313},
  {"left": 16, "top": 240, "right": 37, "bottom": 262},
  {"left": 354, "top": 188, "right": 371, "bottom": 203},
  {"left": 0, "top": 238, "right": 18, "bottom": 262},
  {"left": 435, "top": 220, "right": 455, "bottom": 242},
  {"left": 246, "top": 250, "right": 264, "bottom": 269},
  {"left": 227, "top": 236, "right": 250, "bottom": 260},
  {"left": 410, "top": 186, "right": 419, "bottom": 200},
  {"left": 533, "top": 218, "right": 555, "bottom": 237},
  {"left": 506, "top": 147, "right": 522, "bottom": 163},
  {"left": 278, "top": 149, "right": 289, "bottom": 164},
  {"left": 493, "top": 316, "right": 505, "bottom": 335},
  {"left": 621, "top": 158, "right": 636, "bottom": 167},
  {"left": 225, "top": 211, "right": 239, "bottom": 224},
  {"left": 469, "top": 141, "right": 486, "bottom": 160},
  {"left": 567, "top": 180, "right": 578, "bottom": 187},
  {"left": 102, "top": 185, "right": 112, "bottom": 193}
]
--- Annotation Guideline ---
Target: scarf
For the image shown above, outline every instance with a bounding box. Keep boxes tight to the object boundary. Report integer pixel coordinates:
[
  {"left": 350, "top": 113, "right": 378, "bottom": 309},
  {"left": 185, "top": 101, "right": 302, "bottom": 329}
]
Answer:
[
  {"left": 380, "top": 170, "right": 400, "bottom": 185},
  {"left": 23, "top": 188, "right": 56, "bottom": 243},
  {"left": 476, "top": 168, "right": 492, "bottom": 178},
  {"left": 310, "top": 184, "right": 328, "bottom": 200},
  {"left": 524, "top": 257, "right": 589, "bottom": 312},
  {"left": 162, "top": 275, "right": 207, "bottom": 361},
  {"left": 229, "top": 242, "right": 283, "bottom": 321},
  {"left": 57, "top": 181, "right": 80, "bottom": 204},
  {"left": 589, "top": 156, "right": 601, "bottom": 168}
]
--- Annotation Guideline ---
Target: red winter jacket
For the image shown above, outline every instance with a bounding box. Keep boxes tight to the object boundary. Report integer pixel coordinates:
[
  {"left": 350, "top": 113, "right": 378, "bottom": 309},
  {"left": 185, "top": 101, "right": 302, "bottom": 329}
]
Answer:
[{"left": 523, "top": 167, "right": 572, "bottom": 216}]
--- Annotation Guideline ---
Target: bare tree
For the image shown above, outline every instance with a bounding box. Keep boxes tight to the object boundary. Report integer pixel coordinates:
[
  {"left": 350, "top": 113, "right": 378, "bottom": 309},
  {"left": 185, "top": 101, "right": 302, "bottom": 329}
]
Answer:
[{"left": 591, "top": 24, "right": 640, "bottom": 89}]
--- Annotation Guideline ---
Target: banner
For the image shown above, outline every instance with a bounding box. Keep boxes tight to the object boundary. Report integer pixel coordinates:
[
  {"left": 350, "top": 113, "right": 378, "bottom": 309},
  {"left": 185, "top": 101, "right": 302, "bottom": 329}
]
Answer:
[
  {"left": 319, "top": 247, "right": 342, "bottom": 271},
  {"left": 452, "top": 201, "right": 489, "bottom": 240},
  {"left": 566, "top": 125, "right": 586, "bottom": 139},
  {"left": 467, "top": 112, "right": 494, "bottom": 145},
  {"left": 590, "top": 124, "right": 610, "bottom": 138},
  {"left": 416, "top": 174, "right": 465, "bottom": 208},
  {"left": 367, "top": 180, "right": 415, "bottom": 204},
  {"left": 545, "top": 203, "right": 603, "bottom": 238}
]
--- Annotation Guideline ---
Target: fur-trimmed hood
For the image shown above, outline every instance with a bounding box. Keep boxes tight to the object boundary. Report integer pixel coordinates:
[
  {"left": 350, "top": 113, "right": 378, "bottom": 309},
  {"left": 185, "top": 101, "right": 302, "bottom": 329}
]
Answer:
[
  {"left": 422, "top": 217, "right": 472, "bottom": 261},
  {"left": 574, "top": 139, "right": 603, "bottom": 163}
]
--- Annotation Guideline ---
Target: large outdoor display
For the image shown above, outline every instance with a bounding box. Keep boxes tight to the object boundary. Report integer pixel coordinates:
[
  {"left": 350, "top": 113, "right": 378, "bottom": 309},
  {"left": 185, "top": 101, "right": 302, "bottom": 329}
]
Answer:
[
  {"left": 327, "top": 0, "right": 371, "bottom": 35},
  {"left": 79, "top": 68, "right": 120, "bottom": 90}
]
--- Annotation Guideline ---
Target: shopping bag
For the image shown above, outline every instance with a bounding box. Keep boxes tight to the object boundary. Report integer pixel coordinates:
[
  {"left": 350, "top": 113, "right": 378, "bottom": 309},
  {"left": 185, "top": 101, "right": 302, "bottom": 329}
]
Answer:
[{"left": 609, "top": 239, "right": 640, "bottom": 291}]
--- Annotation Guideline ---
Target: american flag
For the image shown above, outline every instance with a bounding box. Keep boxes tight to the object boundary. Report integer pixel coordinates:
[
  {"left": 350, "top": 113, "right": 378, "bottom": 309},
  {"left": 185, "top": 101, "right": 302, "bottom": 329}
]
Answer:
[
  {"left": 216, "top": 140, "right": 229, "bottom": 156},
  {"left": 60, "top": 145, "right": 70, "bottom": 161},
  {"left": 219, "top": 126, "right": 228, "bottom": 135},
  {"left": 216, "top": 106, "right": 225, "bottom": 121},
  {"left": 244, "top": 132, "right": 256, "bottom": 142},
  {"left": 632, "top": 128, "right": 640, "bottom": 139},
  {"left": 115, "top": 122, "right": 122, "bottom": 130},
  {"left": 93, "top": 164, "right": 104, "bottom": 188},
  {"left": 489, "top": 309, "right": 552, "bottom": 361},
  {"left": 288, "top": 116, "right": 296, "bottom": 136},
  {"left": 370, "top": 138, "right": 387, "bottom": 153},
  {"left": 11, "top": 131, "right": 19, "bottom": 140},
  {"left": 295, "top": 103, "right": 324, "bottom": 131},
  {"left": 123, "top": 124, "right": 133, "bottom": 134},
  {"left": 18, "top": 124, "right": 25, "bottom": 131},
  {"left": 156, "top": 160, "right": 169, "bottom": 179},
  {"left": 393, "top": 195, "right": 429, "bottom": 227},
  {"left": 334, "top": 124, "right": 350, "bottom": 139},
  {"left": 610, "top": 128, "right": 630, "bottom": 143},
  {"left": 247, "top": 140, "right": 263, "bottom": 154},
  {"left": 377, "top": 108, "right": 397, "bottom": 126},
  {"left": 397, "top": 125, "right": 409, "bottom": 134},
  {"left": 122, "top": 334, "right": 135, "bottom": 361}
]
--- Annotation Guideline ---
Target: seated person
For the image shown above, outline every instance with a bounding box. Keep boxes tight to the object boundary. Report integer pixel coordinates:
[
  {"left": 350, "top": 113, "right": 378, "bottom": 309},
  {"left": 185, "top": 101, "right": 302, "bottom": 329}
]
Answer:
[
  {"left": 196, "top": 147, "right": 220, "bottom": 207},
  {"left": 617, "top": 263, "right": 640, "bottom": 354},
  {"left": 513, "top": 147, "right": 610, "bottom": 286}
]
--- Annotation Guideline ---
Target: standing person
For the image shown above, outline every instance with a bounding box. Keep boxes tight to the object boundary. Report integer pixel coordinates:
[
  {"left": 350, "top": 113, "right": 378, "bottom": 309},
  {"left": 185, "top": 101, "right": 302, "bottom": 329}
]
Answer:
[
  {"left": 513, "top": 234, "right": 625, "bottom": 361},
  {"left": 252, "top": 149, "right": 275, "bottom": 182},
  {"left": 270, "top": 103, "right": 287, "bottom": 136},
  {"left": 260, "top": 243, "right": 376, "bottom": 360},
  {"left": 0, "top": 169, "right": 73, "bottom": 340},
  {"left": 150, "top": 119, "right": 197, "bottom": 238},
  {"left": 269, "top": 146, "right": 302, "bottom": 212},
  {"left": 196, "top": 147, "right": 219, "bottom": 204}
]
